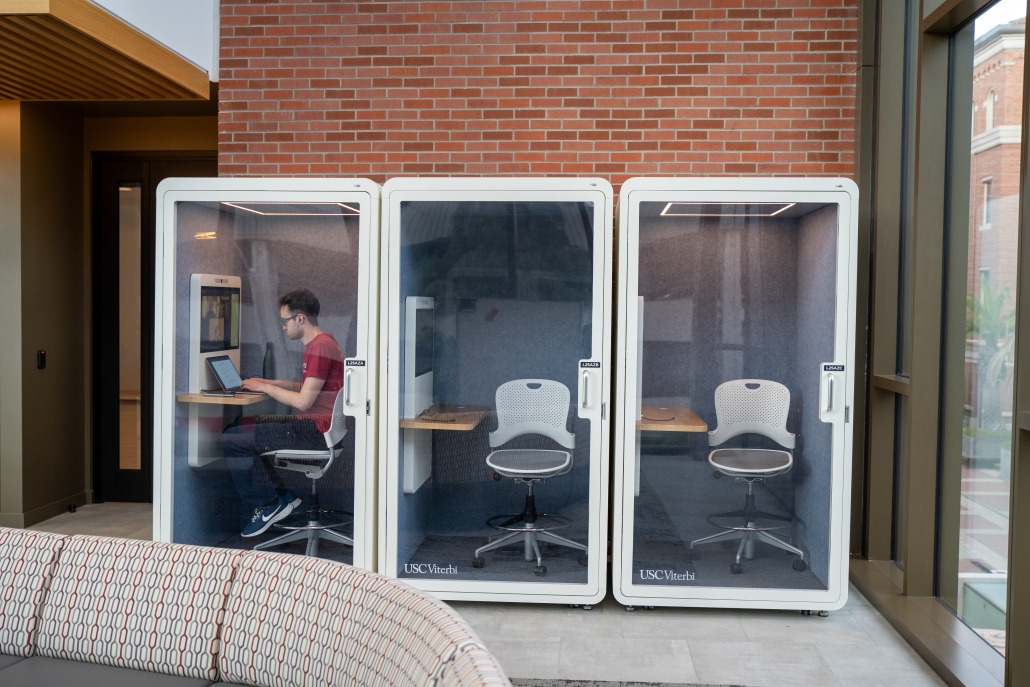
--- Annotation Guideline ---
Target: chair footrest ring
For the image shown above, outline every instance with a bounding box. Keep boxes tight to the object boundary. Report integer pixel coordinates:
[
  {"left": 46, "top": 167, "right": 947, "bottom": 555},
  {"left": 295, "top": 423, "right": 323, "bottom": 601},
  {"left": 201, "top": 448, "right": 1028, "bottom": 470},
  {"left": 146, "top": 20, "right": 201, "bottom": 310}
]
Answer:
[
  {"left": 486, "top": 513, "right": 571, "bottom": 533},
  {"left": 705, "top": 515, "right": 791, "bottom": 533},
  {"left": 273, "top": 509, "right": 353, "bottom": 532}
]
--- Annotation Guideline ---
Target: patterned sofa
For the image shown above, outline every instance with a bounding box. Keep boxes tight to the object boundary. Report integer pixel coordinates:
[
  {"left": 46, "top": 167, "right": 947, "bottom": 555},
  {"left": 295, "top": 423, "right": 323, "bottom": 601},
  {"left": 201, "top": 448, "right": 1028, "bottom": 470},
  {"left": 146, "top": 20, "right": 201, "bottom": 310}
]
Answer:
[{"left": 0, "top": 527, "right": 510, "bottom": 687}]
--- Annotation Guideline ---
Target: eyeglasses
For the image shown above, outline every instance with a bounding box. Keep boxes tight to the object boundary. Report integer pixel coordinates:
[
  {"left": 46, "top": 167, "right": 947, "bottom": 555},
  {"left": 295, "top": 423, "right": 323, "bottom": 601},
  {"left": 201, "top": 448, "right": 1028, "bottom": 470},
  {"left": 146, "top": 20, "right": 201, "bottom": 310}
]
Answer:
[{"left": 279, "top": 313, "right": 300, "bottom": 326}]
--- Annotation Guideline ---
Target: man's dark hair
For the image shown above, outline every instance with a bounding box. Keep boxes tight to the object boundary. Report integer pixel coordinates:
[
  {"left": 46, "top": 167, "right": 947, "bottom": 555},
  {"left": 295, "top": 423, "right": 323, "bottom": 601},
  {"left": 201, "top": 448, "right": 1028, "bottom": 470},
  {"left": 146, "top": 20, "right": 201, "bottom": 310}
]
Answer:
[{"left": 279, "top": 288, "right": 320, "bottom": 325}]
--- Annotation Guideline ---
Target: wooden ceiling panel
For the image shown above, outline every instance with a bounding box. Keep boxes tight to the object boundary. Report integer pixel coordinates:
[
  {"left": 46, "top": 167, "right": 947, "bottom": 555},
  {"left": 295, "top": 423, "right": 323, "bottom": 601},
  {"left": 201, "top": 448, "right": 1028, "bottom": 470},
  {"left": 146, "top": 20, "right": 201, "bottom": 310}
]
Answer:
[{"left": 0, "top": 0, "right": 209, "bottom": 100}]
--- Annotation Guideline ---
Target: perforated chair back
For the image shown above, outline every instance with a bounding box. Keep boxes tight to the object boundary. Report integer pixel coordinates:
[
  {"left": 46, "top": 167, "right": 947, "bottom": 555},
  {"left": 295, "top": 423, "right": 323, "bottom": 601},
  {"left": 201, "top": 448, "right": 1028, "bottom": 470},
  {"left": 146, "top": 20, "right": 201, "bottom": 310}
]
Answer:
[
  {"left": 489, "top": 379, "right": 575, "bottom": 449},
  {"left": 708, "top": 379, "right": 795, "bottom": 450}
]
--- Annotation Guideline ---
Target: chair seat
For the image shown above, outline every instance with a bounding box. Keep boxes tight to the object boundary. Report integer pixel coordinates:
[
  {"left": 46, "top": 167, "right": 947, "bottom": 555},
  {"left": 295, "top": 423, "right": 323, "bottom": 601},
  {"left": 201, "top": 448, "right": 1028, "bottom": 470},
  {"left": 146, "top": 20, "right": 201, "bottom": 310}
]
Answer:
[
  {"left": 264, "top": 448, "right": 336, "bottom": 479},
  {"left": 263, "top": 449, "right": 331, "bottom": 462},
  {"left": 486, "top": 448, "right": 571, "bottom": 478},
  {"left": 709, "top": 447, "right": 793, "bottom": 476}
]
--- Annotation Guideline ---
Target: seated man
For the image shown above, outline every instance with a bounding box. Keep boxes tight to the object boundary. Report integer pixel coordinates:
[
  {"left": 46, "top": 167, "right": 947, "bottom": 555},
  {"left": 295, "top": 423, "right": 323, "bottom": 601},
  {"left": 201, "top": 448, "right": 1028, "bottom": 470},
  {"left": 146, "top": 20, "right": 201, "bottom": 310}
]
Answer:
[{"left": 222, "top": 288, "right": 345, "bottom": 537}]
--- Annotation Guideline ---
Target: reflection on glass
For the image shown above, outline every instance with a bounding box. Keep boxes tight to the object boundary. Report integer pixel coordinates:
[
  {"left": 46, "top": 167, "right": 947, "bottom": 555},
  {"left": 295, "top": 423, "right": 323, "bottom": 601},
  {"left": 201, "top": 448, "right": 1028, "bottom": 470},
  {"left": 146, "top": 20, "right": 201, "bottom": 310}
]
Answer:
[
  {"left": 395, "top": 200, "right": 595, "bottom": 584},
  {"left": 118, "top": 183, "right": 142, "bottom": 471},
  {"left": 631, "top": 200, "right": 838, "bottom": 591},
  {"left": 940, "top": 3, "right": 1022, "bottom": 656},
  {"left": 171, "top": 199, "right": 361, "bottom": 564}
]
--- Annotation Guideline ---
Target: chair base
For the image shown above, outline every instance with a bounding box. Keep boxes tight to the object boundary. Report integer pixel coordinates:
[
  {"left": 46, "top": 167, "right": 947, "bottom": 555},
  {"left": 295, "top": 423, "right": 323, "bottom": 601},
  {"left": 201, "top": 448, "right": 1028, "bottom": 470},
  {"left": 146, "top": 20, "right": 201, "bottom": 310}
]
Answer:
[
  {"left": 254, "top": 509, "right": 353, "bottom": 558},
  {"left": 688, "top": 476, "right": 804, "bottom": 573},
  {"left": 688, "top": 524, "right": 805, "bottom": 574},
  {"left": 474, "top": 513, "right": 587, "bottom": 574}
]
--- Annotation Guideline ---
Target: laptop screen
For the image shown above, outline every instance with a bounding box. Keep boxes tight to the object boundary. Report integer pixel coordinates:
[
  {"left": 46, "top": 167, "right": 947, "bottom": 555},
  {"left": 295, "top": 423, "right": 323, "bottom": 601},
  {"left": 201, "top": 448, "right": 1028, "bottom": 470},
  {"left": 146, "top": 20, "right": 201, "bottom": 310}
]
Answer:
[{"left": 207, "top": 355, "right": 243, "bottom": 391}]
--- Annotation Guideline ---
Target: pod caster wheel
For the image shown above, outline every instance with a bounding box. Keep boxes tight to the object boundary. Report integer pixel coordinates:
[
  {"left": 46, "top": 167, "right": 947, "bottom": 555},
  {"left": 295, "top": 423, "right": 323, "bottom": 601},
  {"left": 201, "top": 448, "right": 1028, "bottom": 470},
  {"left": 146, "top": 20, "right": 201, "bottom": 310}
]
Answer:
[
  {"left": 730, "top": 562, "right": 743, "bottom": 574},
  {"left": 472, "top": 557, "right": 485, "bottom": 568},
  {"left": 535, "top": 565, "right": 547, "bottom": 576},
  {"left": 792, "top": 558, "right": 808, "bottom": 572}
]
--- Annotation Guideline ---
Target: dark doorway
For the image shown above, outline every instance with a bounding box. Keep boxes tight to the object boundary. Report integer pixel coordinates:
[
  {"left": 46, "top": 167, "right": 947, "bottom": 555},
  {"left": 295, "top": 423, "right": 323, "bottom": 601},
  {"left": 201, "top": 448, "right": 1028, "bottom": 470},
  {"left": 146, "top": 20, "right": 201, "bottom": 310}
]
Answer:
[{"left": 92, "top": 153, "right": 216, "bottom": 503}]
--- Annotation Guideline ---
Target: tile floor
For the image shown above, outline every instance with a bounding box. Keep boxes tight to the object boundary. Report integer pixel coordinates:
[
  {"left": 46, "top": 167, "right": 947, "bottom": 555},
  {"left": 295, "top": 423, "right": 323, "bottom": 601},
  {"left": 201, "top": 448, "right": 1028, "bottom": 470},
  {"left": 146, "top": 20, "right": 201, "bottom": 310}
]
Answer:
[{"left": 29, "top": 503, "right": 949, "bottom": 687}]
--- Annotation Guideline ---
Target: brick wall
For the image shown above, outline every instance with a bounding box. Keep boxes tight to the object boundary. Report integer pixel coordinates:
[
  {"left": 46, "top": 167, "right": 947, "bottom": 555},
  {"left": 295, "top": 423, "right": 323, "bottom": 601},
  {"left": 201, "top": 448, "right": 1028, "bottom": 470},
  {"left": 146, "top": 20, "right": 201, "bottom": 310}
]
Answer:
[{"left": 218, "top": 0, "right": 858, "bottom": 188}]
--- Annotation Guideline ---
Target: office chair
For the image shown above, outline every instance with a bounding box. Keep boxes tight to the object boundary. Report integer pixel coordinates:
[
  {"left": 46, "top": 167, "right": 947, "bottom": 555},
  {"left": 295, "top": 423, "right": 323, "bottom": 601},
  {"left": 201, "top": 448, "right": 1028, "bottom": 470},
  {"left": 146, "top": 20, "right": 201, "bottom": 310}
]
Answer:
[
  {"left": 472, "top": 379, "right": 587, "bottom": 576},
  {"left": 254, "top": 388, "right": 353, "bottom": 557},
  {"left": 687, "top": 379, "right": 807, "bottom": 574}
]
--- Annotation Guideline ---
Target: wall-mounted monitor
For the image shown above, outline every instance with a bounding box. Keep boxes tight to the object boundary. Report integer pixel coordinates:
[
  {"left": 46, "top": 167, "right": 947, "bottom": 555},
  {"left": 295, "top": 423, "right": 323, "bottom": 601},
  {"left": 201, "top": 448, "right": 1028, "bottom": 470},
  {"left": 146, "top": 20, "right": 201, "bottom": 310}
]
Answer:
[
  {"left": 198, "top": 285, "right": 240, "bottom": 353},
  {"left": 188, "top": 274, "right": 242, "bottom": 393},
  {"left": 403, "top": 295, "right": 435, "bottom": 417}
]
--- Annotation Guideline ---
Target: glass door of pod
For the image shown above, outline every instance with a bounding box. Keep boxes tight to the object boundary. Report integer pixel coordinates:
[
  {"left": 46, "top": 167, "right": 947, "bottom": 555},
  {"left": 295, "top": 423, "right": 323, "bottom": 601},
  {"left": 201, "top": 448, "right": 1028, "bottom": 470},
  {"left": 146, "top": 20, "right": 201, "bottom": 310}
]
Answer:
[
  {"left": 612, "top": 178, "right": 857, "bottom": 612},
  {"left": 153, "top": 178, "right": 380, "bottom": 571},
  {"left": 379, "top": 178, "right": 613, "bottom": 604}
]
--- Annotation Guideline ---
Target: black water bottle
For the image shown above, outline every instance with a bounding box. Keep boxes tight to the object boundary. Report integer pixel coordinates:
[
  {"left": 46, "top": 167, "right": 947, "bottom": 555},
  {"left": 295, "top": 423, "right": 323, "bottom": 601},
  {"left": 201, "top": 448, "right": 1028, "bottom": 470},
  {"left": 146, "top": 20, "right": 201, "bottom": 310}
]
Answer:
[{"left": 262, "top": 341, "right": 275, "bottom": 379}]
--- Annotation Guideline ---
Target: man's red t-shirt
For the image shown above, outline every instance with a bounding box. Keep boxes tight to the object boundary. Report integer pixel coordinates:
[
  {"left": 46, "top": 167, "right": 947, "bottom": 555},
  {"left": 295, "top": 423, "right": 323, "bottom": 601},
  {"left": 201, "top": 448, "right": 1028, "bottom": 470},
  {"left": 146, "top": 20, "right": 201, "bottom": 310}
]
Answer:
[{"left": 300, "top": 332, "right": 344, "bottom": 432}]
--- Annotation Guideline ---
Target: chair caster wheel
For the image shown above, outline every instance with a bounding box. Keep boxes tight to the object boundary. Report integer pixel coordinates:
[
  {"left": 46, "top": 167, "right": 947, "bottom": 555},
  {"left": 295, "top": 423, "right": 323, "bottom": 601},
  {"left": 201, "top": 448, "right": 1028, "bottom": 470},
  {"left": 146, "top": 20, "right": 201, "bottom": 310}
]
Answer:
[
  {"left": 792, "top": 558, "right": 808, "bottom": 572},
  {"left": 578, "top": 556, "right": 588, "bottom": 566},
  {"left": 686, "top": 549, "right": 700, "bottom": 560},
  {"left": 534, "top": 566, "right": 547, "bottom": 576},
  {"left": 721, "top": 540, "right": 736, "bottom": 549},
  {"left": 472, "top": 557, "right": 485, "bottom": 568},
  {"left": 730, "top": 562, "right": 743, "bottom": 574}
]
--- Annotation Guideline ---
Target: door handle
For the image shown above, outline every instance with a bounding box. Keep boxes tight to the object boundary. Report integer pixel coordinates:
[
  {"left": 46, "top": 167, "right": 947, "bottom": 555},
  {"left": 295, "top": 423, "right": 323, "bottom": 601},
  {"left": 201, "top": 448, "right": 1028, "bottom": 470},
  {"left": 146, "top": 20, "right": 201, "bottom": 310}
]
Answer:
[
  {"left": 345, "top": 368, "right": 354, "bottom": 405},
  {"left": 825, "top": 373, "right": 834, "bottom": 412},
  {"left": 581, "top": 371, "right": 590, "bottom": 409}
]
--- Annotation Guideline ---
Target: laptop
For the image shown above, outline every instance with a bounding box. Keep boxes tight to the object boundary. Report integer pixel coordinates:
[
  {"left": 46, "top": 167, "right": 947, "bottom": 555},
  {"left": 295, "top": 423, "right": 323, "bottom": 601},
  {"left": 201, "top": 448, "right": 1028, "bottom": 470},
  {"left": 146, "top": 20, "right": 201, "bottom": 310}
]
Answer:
[{"left": 205, "top": 355, "right": 248, "bottom": 394}]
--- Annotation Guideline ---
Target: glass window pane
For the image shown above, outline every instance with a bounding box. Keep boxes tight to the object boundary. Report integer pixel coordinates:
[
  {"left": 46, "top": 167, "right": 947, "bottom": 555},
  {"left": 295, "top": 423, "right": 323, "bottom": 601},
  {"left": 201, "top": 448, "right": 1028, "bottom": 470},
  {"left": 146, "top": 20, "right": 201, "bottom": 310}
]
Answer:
[
  {"left": 394, "top": 199, "right": 597, "bottom": 585},
  {"left": 119, "top": 183, "right": 142, "bottom": 471},
  {"left": 629, "top": 199, "right": 839, "bottom": 591},
  {"left": 170, "top": 199, "right": 362, "bottom": 563},
  {"left": 938, "top": 3, "right": 1023, "bottom": 656}
]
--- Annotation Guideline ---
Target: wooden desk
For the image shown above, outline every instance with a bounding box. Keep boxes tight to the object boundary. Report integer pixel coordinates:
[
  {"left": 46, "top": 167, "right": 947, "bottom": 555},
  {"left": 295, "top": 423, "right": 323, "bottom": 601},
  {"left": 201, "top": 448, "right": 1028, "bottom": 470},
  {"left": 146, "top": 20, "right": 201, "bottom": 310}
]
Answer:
[
  {"left": 637, "top": 405, "right": 707, "bottom": 433},
  {"left": 176, "top": 392, "right": 269, "bottom": 406},
  {"left": 176, "top": 392, "right": 269, "bottom": 468},
  {"left": 400, "top": 404, "right": 490, "bottom": 431}
]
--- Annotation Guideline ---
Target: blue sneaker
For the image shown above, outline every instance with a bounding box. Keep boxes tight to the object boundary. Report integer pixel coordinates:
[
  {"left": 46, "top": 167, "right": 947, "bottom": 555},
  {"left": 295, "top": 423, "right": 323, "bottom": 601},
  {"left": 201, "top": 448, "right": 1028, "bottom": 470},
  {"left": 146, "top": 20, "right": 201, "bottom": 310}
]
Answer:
[{"left": 241, "top": 494, "right": 302, "bottom": 537}]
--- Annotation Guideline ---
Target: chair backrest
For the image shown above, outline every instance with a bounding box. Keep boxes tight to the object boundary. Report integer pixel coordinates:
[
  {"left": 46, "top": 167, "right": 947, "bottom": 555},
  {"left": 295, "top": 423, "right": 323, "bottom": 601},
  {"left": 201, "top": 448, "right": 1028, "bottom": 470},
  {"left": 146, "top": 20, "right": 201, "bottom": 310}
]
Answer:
[
  {"left": 323, "top": 385, "right": 349, "bottom": 450},
  {"left": 708, "top": 379, "right": 795, "bottom": 449},
  {"left": 489, "top": 379, "right": 575, "bottom": 449}
]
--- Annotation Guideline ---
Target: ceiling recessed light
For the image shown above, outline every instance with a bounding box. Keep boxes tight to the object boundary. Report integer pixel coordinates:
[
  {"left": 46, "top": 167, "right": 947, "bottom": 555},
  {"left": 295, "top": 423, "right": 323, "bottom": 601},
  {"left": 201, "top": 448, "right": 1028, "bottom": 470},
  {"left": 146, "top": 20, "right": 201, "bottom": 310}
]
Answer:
[
  {"left": 221, "top": 202, "right": 361, "bottom": 216},
  {"left": 660, "top": 202, "right": 796, "bottom": 217},
  {"left": 194, "top": 231, "right": 217, "bottom": 240}
]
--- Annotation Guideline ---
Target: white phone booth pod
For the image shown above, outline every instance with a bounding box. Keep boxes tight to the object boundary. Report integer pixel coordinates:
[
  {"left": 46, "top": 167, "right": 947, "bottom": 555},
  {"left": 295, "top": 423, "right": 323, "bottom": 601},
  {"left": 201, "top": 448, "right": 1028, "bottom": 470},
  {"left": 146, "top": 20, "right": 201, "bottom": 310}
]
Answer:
[
  {"left": 379, "top": 178, "right": 613, "bottom": 605},
  {"left": 612, "top": 177, "right": 857, "bottom": 612},
  {"left": 153, "top": 178, "right": 380, "bottom": 571}
]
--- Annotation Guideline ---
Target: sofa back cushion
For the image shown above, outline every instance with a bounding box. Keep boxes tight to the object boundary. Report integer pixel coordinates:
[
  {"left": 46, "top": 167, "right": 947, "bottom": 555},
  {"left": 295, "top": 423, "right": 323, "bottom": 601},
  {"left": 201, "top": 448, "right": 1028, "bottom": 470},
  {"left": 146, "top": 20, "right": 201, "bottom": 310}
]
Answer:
[
  {"left": 219, "top": 551, "right": 510, "bottom": 687},
  {"left": 0, "top": 528, "right": 67, "bottom": 657},
  {"left": 34, "top": 534, "right": 242, "bottom": 681}
]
